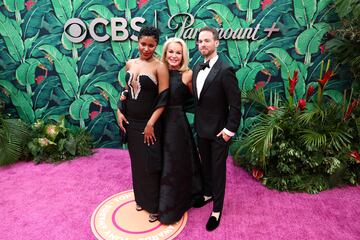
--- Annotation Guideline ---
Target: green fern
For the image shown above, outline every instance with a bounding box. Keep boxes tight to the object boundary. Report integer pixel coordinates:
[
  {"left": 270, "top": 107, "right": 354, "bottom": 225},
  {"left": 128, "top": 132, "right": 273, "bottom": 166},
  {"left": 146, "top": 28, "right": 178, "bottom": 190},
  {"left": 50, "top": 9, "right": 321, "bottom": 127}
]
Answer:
[{"left": 0, "top": 117, "right": 31, "bottom": 165}]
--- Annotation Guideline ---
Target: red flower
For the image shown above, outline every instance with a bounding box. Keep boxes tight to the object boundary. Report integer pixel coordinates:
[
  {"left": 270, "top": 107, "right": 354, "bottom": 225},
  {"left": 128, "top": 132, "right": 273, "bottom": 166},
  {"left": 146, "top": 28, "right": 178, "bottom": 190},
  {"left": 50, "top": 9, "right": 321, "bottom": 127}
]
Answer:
[
  {"left": 137, "top": 0, "right": 148, "bottom": 8},
  {"left": 288, "top": 70, "right": 298, "bottom": 96},
  {"left": 252, "top": 168, "right": 264, "bottom": 180},
  {"left": 82, "top": 38, "right": 93, "bottom": 48},
  {"left": 297, "top": 99, "right": 306, "bottom": 111},
  {"left": 261, "top": 0, "right": 273, "bottom": 10},
  {"left": 255, "top": 81, "right": 266, "bottom": 90},
  {"left": 344, "top": 99, "right": 359, "bottom": 120},
  {"left": 318, "top": 70, "right": 334, "bottom": 88},
  {"left": 25, "top": 0, "right": 36, "bottom": 11},
  {"left": 35, "top": 75, "right": 45, "bottom": 85},
  {"left": 349, "top": 150, "right": 360, "bottom": 164},
  {"left": 267, "top": 106, "right": 278, "bottom": 112},
  {"left": 306, "top": 85, "right": 315, "bottom": 99},
  {"left": 319, "top": 44, "right": 325, "bottom": 54},
  {"left": 90, "top": 111, "right": 99, "bottom": 120}
]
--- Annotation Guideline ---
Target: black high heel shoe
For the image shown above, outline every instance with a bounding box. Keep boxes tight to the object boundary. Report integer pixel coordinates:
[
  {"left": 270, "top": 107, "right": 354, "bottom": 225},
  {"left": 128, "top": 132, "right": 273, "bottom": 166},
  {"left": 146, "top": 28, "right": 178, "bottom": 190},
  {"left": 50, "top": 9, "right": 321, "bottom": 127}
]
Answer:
[
  {"left": 136, "top": 204, "right": 143, "bottom": 211},
  {"left": 148, "top": 213, "right": 159, "bottom": 223}
]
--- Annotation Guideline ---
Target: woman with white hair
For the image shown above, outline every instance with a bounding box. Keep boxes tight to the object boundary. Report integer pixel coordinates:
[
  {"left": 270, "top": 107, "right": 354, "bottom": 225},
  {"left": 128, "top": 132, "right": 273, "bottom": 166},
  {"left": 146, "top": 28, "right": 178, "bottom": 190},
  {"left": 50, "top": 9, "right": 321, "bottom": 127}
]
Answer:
[{"left": 158, "top": 37, "right": 202, "bottom": 224}]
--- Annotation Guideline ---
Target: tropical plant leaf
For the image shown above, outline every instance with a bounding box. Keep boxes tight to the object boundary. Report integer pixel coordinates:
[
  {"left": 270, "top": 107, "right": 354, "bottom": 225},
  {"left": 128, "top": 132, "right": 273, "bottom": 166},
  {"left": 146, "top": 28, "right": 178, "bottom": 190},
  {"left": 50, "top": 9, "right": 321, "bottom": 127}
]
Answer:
[
  {"left": 295, "top": 23, "right": 330, "bottom": 64},
  {"left": 236, "top": 62, "right": 265, "bottom": 91},
  {"left": 88, "top": 5, "right": 132, "bottom": 63},
  {"left": 39, "top": 45, "right": 79, "bottom": 98},
  {"left": 86, "top": 112, "right": 114, "bottom": 146},
  {"left": 78, "top": 42, "right": 108, "bottom": 75},
  {"left": 0, "top": 12, "right": 24, "bottom": 62},
  {"left": 117, "top": 65, "right": 127, "bottom": 88},
  {"left": 265, "top": 47, "right": 306, "bottom": 100},
  {"left": 0, "top": 118, "right": 30, "bottom": 166},
  {"left": 323, "top": 90, "right": 343, "bottom": 104},
  {"left": 167, "top": 0, "right": 189, "bottom": 15},
  {"left": 114, "top": 0, "right": 137, "bottom": 10},
  {"left": 16, "top": 58, "right": 41, "bottom": 87},
  {"left": 82, "top": 71, "right": 118, "bottom": 94},
  {"left": 69, "top": 94, "right": 96, "bottom": 127},
  {"left": 3, "top": 0, "right": 25, "bottom": 12},
  {"left": 33, "top": 76, "right": 59, "bottom": 109},
  {"left": 94, "top": 82, "right": 120, "bottom": 111},
  {"left": 206, "top": 4, "right": 248, "bottom": 66},
  {"left": 293, "top": 0, "right": 317, "bottom": 27},
  {"left": 28, "top": 33, "right": 62, "bottom": 58},
  {"left": 22, "top": 0, "right": 51, "bottom": 38},
  {"left": 236, "top": 0, "right": 261, "bottom": 22},
  {"left": 11, "top": 90, "right": 35, "bottom": 123},
  {"left": 50, "top": 0, "right": 73, "bottom": 24},
  {"left": 0, "top": 80, "right": 17, "bottom": 95}
]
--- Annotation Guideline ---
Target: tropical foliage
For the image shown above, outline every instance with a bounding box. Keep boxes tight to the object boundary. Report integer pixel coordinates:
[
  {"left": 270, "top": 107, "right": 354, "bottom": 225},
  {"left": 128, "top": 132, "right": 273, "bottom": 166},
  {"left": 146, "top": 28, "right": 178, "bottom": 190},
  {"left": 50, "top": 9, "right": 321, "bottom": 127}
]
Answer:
[
  {"left": 0, "top": 0, "right": 343, "bottom": 148},
  {"left": 0, "top": 101, "right": 31, "bottom": 166},
  {"left": 326, "top": 0, "right": 360, "bottom": 91},
  {"left": 28, "top": 117, "right": 93, "bottom": 163},
  {"left": 231, "top": 61, "right": 360, "bottom": 193}
]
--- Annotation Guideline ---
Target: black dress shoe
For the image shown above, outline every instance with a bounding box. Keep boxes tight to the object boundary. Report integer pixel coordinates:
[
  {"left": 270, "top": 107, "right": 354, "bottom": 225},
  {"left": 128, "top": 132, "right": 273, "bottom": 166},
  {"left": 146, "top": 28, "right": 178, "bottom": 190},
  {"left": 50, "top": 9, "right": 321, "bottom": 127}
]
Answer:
[
  {"left": 206, "top": 212, "right": 221, "bottom": 231},
  {"left": 192, "top": 196, "right": 212, "bottom": 208}
]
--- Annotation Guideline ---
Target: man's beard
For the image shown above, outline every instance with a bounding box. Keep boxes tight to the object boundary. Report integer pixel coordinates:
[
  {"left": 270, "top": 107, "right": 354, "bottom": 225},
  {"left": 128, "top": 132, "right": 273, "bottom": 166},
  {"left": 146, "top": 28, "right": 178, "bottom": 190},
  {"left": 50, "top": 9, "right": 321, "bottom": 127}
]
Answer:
[{"left": 201, "top": 48, "right": 214, "bottom": 57}]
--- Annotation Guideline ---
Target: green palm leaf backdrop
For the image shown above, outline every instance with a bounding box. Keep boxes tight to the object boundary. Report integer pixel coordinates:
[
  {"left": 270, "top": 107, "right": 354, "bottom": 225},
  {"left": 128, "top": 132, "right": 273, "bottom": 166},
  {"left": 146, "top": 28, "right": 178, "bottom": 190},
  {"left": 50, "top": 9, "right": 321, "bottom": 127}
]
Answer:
[{"left": 0, "top": 0, "right": 347, "bottom": 148}]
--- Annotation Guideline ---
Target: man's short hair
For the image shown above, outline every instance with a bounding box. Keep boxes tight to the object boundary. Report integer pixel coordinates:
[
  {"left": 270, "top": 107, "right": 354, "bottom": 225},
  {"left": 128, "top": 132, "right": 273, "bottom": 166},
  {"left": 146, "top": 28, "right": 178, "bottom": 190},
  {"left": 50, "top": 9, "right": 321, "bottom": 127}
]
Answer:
[{"left": 198, "top": 26, "right": 219, "bottom": 40}]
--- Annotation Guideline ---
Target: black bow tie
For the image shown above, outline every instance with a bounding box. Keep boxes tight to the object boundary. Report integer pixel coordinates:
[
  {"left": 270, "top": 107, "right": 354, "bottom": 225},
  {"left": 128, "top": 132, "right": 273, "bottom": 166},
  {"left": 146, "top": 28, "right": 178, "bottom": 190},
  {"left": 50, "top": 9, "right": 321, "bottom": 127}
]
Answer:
[{"left": 200, "top": 61, "right": 210, "bottom": 70}]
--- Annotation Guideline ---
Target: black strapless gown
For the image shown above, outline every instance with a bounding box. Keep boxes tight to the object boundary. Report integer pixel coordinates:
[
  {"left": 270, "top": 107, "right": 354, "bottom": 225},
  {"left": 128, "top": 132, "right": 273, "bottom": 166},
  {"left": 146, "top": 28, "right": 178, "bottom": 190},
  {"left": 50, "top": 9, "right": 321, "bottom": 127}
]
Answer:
[
  {"left": 158, "top": 70, "right": 202, "bottom": 224},
  {"left": 124, "top": 72, "right": 163, "bottom": 214}
]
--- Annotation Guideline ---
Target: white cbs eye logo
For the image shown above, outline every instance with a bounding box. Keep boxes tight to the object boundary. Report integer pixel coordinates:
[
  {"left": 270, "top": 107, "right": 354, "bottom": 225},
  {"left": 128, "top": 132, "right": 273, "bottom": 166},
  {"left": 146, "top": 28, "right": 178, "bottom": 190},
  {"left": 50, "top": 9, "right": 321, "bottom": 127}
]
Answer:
[{"left": 64, "top": 18, "right": 87, "bottom": 43}]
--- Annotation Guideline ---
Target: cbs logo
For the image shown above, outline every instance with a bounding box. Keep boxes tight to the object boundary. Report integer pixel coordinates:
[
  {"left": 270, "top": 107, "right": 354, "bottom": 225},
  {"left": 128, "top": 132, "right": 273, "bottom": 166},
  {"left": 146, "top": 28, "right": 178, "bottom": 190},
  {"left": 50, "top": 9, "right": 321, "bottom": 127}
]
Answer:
[{"left": 64, "top": 17, "right": 146, "bottom": 43}]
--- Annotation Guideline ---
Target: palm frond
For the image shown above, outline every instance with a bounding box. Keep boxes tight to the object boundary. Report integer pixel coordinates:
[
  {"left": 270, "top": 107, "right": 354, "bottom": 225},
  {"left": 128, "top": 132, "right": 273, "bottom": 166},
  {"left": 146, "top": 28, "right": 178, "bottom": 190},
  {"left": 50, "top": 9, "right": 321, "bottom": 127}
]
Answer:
[
  {"left": 300, "top": 129, "right": 327, "bottom": 149},
  {"left": 329, "top": 130, "right": 353, "bottom": 151},
  {"left": 0, "top": 118, "right": 31, "bottom": 166}
]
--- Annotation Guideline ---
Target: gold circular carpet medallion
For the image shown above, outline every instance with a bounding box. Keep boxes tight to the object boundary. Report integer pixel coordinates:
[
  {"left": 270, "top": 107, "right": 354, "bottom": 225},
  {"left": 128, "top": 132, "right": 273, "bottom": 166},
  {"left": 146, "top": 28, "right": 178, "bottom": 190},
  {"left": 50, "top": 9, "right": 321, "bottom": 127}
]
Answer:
[{"left": 91, "top": 190, "right": 187, "bottom": 240}]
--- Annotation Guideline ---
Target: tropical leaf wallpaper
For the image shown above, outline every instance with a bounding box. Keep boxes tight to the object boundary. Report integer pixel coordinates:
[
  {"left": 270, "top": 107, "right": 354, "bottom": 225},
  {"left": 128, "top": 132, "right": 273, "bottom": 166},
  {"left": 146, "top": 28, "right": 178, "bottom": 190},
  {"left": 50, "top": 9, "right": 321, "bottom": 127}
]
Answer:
[{"left": 0, "top": 0, "right": 347, "bottom": 148}]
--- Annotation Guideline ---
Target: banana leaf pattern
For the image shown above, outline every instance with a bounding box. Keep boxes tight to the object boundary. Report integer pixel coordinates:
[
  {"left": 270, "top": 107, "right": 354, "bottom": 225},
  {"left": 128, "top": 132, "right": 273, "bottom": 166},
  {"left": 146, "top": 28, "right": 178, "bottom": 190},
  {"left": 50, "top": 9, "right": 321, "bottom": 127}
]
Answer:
[{"left": 0, "top": 0, "right": 345, "bottom": 148}]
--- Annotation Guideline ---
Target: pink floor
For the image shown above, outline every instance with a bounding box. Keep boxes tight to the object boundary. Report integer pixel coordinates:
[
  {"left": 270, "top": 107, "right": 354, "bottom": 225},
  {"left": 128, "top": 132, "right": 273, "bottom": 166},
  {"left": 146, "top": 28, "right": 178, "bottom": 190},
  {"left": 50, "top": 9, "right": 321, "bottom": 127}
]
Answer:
[{"left": 1, "top": 148, "right": 359, "bottom": 240}]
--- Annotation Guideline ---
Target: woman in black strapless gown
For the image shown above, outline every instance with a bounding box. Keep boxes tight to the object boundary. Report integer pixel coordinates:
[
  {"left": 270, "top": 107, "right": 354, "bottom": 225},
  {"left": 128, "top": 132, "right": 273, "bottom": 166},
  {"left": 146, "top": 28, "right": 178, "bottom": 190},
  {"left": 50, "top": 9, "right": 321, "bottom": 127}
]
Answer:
[
  {"left": 158, "top": 38, "right": 202, "bottom": 224},
  {"left": 117, "top": 27, "right": 169, "bottom": 222}
]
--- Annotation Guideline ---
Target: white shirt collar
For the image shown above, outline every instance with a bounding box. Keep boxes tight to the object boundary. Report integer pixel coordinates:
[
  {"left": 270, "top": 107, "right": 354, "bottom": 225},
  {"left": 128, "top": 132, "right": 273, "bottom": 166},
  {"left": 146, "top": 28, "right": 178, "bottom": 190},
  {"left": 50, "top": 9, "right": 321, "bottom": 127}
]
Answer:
[{"left": 204, "top": 55, "right": 219, "bottom": 69}]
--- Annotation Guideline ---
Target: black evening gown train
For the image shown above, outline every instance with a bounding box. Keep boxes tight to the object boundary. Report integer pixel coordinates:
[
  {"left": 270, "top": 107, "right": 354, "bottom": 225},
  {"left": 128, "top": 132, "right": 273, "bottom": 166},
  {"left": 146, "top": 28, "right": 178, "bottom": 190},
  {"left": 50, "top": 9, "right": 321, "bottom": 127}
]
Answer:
[
  {"left": 158, "top": 70, "right": 202, "bottom": 224},
  {"left": 124, "top": 71, "right": 167, "bottom": 214}
]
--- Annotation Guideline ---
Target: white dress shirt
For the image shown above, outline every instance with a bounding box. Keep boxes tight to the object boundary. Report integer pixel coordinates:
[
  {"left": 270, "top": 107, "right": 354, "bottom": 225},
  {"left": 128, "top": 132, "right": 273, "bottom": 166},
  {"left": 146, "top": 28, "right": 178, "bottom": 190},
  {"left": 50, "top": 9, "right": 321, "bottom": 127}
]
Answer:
[
  {"left": 196, "top": 55, "right": 235, "bottom": 137},
  {"left": 196, "top": 55, "right": 218, "bottom": 97}
]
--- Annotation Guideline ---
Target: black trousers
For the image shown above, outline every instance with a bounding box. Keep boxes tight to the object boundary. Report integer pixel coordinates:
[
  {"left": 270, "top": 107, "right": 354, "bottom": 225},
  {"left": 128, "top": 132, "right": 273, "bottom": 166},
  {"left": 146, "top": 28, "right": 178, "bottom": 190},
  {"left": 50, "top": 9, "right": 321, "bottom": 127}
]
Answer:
[{"left": 197, "top": 136, "right": 229, "bottom": 212}]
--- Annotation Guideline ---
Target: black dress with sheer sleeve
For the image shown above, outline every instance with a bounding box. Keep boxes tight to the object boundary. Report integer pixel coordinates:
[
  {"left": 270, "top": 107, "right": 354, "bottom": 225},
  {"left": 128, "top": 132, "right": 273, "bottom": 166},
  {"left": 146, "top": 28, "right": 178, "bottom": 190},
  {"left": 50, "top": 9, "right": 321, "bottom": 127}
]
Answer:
[
  {"left": 158, "top": 70, "right": 202, "bottom": 224},
  {"left": 123, "top": 71, "right": 167, "bottom": 214}
]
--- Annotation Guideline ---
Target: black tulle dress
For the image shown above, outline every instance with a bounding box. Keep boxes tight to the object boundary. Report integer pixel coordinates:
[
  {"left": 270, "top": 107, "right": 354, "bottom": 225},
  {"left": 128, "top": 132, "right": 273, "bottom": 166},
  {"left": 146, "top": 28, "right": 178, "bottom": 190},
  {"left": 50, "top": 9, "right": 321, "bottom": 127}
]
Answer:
[
  {"left": 124, "top": 71, "right": 168, "bottom": 214},
  {"left": 158, "top": 70, "right": 202, "bottom": 224}
]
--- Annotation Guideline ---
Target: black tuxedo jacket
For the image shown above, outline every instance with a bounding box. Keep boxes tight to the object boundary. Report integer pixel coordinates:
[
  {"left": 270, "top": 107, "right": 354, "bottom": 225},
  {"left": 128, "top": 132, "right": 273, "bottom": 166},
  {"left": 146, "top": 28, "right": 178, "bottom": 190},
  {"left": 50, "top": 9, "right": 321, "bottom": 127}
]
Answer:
[{"left": 192, "top": 58, "right": 241, "bottom": 139}]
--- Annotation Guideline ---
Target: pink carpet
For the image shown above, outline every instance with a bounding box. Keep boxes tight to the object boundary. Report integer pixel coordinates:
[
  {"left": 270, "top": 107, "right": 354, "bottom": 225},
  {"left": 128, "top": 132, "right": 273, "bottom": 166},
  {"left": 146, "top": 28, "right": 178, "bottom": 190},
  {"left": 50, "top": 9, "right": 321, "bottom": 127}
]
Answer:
[{"left": 0, "top": 148, "right": 359, "bottom": 240}]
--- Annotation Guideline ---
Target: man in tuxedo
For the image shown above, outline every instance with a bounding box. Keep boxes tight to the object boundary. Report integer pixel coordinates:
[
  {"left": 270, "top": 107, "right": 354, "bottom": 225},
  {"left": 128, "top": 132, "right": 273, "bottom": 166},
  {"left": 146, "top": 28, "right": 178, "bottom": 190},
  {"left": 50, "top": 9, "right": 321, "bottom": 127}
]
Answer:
[{"left": 192, "top": 26, "right": 241, "bottom": 231}]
